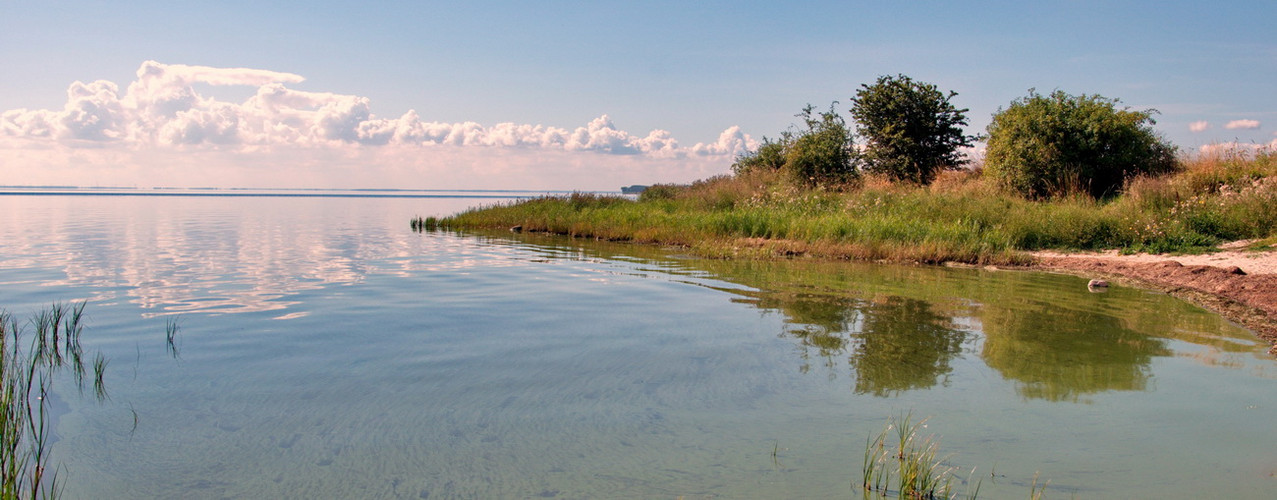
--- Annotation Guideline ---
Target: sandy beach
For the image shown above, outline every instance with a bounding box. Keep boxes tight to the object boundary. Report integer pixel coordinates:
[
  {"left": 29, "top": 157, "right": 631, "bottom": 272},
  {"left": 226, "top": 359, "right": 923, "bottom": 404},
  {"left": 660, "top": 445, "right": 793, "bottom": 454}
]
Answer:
[{"left": 1030, "top": 242, "right": 1277, "bottom": 354}]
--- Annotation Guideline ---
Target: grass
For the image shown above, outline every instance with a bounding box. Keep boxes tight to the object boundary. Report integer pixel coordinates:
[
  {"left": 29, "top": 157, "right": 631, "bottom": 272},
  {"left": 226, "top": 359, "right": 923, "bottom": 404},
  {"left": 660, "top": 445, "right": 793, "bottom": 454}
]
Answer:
[
  {"left": 2, "top": 302, "right": 109, "bottom": 500},
  {"left": 860, "top": 413, "right": 1057, "bottom": 500},
  {"left": 410, "top": 216, "right": 442, "bottom": 232},
  {"left": 164, "top": 317, "right": 181, "bottom": 359},
  {"left": 431, "top": 149, "right": 1277, "bottom": 265},
  {"left": 861, "top": 412, "right": 972, "bottom": 499}
]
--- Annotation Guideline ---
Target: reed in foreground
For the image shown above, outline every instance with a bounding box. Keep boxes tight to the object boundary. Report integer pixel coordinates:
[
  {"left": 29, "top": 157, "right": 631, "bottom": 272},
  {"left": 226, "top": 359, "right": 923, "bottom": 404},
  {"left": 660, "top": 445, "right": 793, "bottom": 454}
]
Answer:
[
  {"left": 858, "top": 413, "right": 1061, "bottom": 499},
  {"left": 860, "top": 412, "right": 976, "bottom": 499},
  {"left": 2, "top": 302, "right": 109, "bottom": 500}
]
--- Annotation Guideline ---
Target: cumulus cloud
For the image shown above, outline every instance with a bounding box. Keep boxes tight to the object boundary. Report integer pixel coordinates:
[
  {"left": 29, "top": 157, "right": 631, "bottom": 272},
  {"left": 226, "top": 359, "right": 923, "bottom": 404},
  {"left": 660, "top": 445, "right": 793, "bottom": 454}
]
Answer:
[
  {"left": 1, "top": 60, "right": 755, "bottom": 160},
  {"left": 1225, "top": 119, "right": 1261, "bottom": 130},
  {"left": 1189, "top": 121, "right": 1209, "bottom": 133},
  {"left": 1199, "top": 138, "right": 1277, "bottom": 156}
]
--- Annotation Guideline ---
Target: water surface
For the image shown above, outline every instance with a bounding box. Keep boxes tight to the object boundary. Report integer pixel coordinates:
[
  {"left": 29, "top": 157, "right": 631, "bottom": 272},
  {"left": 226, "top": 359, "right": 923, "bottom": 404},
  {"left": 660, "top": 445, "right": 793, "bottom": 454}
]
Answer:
[{"left": 0, "top": 193, "right": 1273, "bottom": 499}]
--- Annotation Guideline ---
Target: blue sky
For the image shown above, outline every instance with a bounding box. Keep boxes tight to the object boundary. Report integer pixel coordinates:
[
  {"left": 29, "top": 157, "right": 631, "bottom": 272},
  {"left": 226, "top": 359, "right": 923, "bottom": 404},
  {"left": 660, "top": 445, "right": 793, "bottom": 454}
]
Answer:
[{"left": 2, "top": 1, "right": 1273, "bottom": 189}]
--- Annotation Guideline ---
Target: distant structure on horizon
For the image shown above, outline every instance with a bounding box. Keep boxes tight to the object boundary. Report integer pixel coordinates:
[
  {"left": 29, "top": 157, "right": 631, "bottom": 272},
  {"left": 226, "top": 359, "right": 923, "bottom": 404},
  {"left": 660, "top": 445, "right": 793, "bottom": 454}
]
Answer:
[{"left": 621, "top": 185, "right": 648, "bottom": 195}]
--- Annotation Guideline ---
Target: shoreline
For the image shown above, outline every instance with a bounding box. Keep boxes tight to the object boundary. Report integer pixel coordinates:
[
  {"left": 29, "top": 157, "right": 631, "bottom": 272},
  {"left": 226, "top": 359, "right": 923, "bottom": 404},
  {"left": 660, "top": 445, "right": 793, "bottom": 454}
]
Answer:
[
  {"left": 490, "top": 226, "right": 1277, "bottom": 355},
  {"left": 1022, "top": 245, "right": 1277, "bottom": 355}
]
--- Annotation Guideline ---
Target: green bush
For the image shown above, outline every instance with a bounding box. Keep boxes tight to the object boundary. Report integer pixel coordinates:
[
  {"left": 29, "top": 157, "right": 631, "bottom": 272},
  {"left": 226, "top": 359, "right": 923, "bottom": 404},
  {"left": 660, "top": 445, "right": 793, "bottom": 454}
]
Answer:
[
  {"left": 637, "top": 183, "right": 684, "bottom": 202},
  {"left": 985, "top": 90, "right": 1177, "bottom": 199},
  {"left": 731, "top": 136, "right": 789, "bottom": 175},
  {"left": 849, "top": 74, "right": 976, "bottom": 185},
  {"left": 732, "top": 104, "right": 858, "bottom": 187}
]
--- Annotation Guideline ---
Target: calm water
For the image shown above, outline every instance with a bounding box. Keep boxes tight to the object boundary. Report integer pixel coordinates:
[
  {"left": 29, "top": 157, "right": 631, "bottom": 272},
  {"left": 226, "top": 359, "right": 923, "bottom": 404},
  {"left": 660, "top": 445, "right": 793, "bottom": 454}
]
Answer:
[{"left": 0, "top": 193, "right": 1274, "bottom": 499}]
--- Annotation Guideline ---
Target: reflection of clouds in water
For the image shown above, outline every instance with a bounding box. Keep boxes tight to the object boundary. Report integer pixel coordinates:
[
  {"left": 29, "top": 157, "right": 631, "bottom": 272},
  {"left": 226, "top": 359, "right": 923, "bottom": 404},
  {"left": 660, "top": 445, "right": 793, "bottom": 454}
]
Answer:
[{"left": 0, "top": 196, "right": 531, "bottom": 316}]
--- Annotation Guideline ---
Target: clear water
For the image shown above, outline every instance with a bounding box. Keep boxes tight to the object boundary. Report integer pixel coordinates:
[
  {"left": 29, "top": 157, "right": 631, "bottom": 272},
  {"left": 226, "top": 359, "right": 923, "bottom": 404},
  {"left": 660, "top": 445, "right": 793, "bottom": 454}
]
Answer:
[{"left": 0, "top": 193, "right": 1274, "bottom": 499}]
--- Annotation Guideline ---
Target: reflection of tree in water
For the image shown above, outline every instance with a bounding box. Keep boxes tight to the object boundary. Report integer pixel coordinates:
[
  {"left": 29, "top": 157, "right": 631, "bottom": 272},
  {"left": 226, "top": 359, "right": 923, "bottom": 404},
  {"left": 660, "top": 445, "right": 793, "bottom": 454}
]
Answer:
[
  {"left": 768, "top": 293, "right": 861, "bottom": 375},
  {"left": 579, "top": 248, "right": 1239, "bottom": 400},
  {"left": 752, "top": 291, "right": 968, "bottom": 396},
  {"left": 850, "top": 296, "right": 967, "bottom": 397},
  {"left": 979, "top": 301, "right": 1170, "bottom": 402}
]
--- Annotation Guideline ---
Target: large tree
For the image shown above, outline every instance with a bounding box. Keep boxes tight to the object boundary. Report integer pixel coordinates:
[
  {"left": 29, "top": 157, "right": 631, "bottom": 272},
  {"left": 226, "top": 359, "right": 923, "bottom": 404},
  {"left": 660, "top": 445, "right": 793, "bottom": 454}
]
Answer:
[
  {"left": 984, "top": 90, "right": 1177, "bottom": 199},
  {"left": 849, "top": 74, "right": 976, "bottom": 184}
]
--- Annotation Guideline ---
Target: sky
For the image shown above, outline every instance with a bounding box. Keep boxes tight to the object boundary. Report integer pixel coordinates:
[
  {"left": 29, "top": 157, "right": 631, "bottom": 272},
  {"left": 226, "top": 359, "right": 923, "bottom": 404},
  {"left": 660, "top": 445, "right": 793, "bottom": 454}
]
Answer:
[{"left": 1, "top": 1, "right": 1274, "bottom": 190}]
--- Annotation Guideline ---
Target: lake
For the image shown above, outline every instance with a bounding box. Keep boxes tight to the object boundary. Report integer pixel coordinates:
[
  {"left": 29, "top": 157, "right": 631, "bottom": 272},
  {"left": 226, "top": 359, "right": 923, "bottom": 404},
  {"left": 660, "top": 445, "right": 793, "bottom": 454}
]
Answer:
[{"left": 0, "top": 191, "right": 1274, "bottom": 499}]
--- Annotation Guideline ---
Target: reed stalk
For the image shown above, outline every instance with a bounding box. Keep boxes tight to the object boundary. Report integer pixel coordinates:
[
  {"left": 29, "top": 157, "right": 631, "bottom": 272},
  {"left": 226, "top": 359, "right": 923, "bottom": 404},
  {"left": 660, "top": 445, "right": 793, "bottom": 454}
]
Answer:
[
  {"left": 1, "top": 302, "right": 110, "bottom": 499},
  {"left": 164, "top": 317, "right": 181, "bottom": 359},
  {"left": 860, "top": 412, "right": 998, "bottom": 500}
]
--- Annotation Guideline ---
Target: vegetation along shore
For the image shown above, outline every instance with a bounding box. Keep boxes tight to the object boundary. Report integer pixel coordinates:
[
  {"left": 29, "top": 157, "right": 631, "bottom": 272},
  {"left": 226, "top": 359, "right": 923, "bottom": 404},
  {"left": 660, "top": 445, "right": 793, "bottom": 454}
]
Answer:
[{"left": 423, "top": 76, "right": 1277, "bottom": 353}]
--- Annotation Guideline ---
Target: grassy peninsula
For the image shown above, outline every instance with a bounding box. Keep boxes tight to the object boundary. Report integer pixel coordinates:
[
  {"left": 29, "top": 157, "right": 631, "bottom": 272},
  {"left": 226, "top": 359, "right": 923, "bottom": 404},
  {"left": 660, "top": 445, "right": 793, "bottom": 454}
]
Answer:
[
  {"left": 430, "top": 81, "right": 1275, "bottom": 266},
  {"left": 431, "top": 150, "right": 1277, "bottom": 265}
]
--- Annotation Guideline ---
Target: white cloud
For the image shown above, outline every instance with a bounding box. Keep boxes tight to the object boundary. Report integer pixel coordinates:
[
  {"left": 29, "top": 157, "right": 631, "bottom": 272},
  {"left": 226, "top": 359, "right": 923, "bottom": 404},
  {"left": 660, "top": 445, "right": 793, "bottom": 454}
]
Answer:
[
  {"left": 1225, "top": 119, "right": 1261, "bottom": 130},
  {"left": 1, "top": 61, "right": 756, "bottom": 189},
  {"left": 1, "top": 60, "right": 755, "bottom": 158},
  {"left": 690, "top": 126, "right": 752, "bottom": 156},
  {"left": 1188, "top": 121, "right": 1209, "bottom": 133},
  {"left": 1198, "top": 139, "right": 1277, "bottom": 156}
]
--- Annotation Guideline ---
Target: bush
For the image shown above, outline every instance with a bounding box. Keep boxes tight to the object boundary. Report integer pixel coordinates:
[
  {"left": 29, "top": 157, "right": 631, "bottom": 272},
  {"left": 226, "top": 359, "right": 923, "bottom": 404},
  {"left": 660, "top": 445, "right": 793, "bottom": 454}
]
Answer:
[
  {"left": 731, "top": 136, "right": 789, "bottom": 175},
  {"left": 732, "top": 104, "right": 858, "bottom": 187},
  {"left": 849, "top": 74, "right": 976, "bottom": 185},
  {"left": 638, "top": 183, "right": 685, "bottom": 202},
  {"left": 985, "top": 90, "right": 1177, "bottom": 199}
]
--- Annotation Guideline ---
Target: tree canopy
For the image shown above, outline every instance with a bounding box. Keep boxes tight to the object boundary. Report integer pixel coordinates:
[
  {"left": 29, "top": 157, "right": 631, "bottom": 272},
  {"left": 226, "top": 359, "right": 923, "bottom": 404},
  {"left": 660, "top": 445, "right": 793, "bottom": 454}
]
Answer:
[{"left": 849, "top": 74, "right": 976, "bottom": 184}]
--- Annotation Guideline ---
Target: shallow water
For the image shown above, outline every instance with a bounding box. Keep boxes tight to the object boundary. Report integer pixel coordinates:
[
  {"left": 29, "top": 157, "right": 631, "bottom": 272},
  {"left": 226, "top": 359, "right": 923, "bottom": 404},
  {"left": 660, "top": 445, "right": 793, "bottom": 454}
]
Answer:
[{"left": 0, "top": 193, "right": 1274, "bottom": 499}]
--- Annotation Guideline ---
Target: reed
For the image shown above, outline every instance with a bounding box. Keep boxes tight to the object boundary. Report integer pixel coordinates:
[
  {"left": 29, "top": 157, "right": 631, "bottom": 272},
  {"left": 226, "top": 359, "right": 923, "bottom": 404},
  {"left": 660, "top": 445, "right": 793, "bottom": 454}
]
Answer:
[
  {"left": 1028, "top": 472, "right": 1049, "bottom": 500},
  {"left": 164, "top": 317, "right": 181, "bottom": 359},
  {"left": 1, "top": 302, "right": 109, "bottom": 499},
  {"left": 858, "top": 413, "right": 1070, "bottom": 499},
  {"left": 410, "top": 215, "right": 443, "bottom": 232},
  {"left": 860, "top": 412, "right": 964, "bottom": 499}
]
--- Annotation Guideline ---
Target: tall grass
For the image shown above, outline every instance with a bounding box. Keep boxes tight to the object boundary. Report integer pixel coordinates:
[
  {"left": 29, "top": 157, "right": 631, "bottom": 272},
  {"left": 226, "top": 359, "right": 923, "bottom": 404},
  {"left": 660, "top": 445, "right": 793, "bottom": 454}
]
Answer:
[
  {"left": 437, "top": 149, "right": 1277, "bottom": 264},
  {"left": 860, "top": 412, "right": 974, "bottom": 499},
  {"left": 2, "top": 302, "right": 108, "bottom": 499},
  {"left": 858, "top": 413, "right": 1061, "bottom": 499}
]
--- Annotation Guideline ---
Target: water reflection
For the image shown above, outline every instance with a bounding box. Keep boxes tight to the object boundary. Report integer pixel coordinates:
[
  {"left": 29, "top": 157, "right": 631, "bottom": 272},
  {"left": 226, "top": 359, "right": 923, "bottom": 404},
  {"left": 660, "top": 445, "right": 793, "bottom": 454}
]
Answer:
[
  {"left": 469, "top": 237, "right": 1268, "bottom": 401},
  {"left": 1, "top": 192, "right": 1268, "bottom": 404},
  {"left": 740, "top": 287, "right": 969, "bottom": 396},
  {"left": 0, "top": 195, "right": 524, "bottom": 316},
  {"left": 979, "top": 299, "right": 1170, "bottom": 402},
  {"left": 851, "top": 296, "right": 967, "bottom": 396}
]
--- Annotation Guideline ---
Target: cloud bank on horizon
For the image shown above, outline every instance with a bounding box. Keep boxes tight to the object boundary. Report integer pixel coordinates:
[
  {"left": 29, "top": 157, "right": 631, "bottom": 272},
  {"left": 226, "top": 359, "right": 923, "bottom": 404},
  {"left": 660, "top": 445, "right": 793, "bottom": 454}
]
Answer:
[
  {"left": 0, "top": 61, "right": 755, "bottom": 189},
  {"left": 4, "top": 60, "right": 1273, "bottom": 189}
]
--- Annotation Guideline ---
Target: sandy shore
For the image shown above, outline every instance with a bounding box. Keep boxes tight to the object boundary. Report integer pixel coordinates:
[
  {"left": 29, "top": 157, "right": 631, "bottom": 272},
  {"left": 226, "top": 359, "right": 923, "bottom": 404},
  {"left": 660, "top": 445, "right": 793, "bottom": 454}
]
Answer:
[{"left": 1028, "top": 242, "right": 1277, "bottom": 355}]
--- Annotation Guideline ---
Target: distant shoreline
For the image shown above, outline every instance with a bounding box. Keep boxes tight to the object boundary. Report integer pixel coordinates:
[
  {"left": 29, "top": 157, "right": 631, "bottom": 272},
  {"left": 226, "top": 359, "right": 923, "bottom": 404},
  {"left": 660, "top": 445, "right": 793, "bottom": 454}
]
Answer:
[
  {"left": 0, "top": 190, "right": 542, "bottom": 199},
  {"left": 0, "top": 186, "right": 613, "bottom": 200}
]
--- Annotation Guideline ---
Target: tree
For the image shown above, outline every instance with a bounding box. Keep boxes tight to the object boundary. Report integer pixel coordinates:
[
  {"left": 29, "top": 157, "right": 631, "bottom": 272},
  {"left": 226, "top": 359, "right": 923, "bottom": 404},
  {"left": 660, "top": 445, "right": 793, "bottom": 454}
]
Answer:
[
  {"left": 984, "top": 90, "right": 1177, "bottom": 199},
  {"left": 732, "top": 103, "right": 858, "bottom": 186},
  {"left": 849, "top": 74, "right": 976, "bottom": 184}
]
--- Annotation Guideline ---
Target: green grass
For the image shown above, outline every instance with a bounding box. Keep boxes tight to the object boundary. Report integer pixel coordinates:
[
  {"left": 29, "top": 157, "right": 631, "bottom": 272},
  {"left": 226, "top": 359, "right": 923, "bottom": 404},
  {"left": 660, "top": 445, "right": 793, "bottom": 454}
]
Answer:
[
  {"left": 860, "top": 412, "right": 982, "bottom": 499},
  {"left": 2, "top": 302, "right": 109, "bottom": 500},
  {"left": 433, "top": 150, "right": 1277, "bottom": 265},
  {"left": 859, "top": 413, "right": 1062, "bottom": 499}
]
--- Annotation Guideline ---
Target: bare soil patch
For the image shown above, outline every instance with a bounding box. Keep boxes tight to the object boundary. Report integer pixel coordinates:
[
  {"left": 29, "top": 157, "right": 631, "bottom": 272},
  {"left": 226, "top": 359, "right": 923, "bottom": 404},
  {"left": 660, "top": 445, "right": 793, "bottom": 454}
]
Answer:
[{"left": 1029, "top": 245, "right": 1277, "bottom": 355}]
